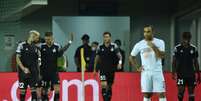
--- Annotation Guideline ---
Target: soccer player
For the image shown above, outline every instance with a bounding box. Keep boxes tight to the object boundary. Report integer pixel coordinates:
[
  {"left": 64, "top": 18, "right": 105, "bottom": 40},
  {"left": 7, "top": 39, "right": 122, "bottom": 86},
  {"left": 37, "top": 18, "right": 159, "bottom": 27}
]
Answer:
[
  {"left": 74, "top": 34, "right": 92, "bottom": 72},
  {"left": 40, "top": 32, "right": 73, "bottom": 101},
  {"left": 16, "top": 30, "right": 41, "bottom": 101},
  {"left": 114, "top": 39, "right": 125, "bottom": 71},
  {"left": 172, "top": 32, "right": 201, "bottom": 101},
  {"left": 93, "top": 32, "right": 122, "bottom": 101},
  {"left": 129, "top": 25, "right": 167, "bottom": 101}
]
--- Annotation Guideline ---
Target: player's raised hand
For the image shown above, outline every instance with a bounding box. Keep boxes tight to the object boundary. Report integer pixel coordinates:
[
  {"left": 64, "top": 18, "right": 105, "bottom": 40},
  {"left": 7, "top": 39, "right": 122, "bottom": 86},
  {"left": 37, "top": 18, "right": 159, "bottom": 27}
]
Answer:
[{"left": 69, "top": 32, "right": 74, "bottom": 42}]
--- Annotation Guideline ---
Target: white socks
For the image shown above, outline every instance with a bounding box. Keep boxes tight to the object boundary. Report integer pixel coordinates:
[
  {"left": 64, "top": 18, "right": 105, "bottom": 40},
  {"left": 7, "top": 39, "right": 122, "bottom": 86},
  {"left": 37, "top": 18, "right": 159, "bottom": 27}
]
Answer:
[
  {"left": 144, "top": 97, "right": 151, "bottom": 101},
  {"left": 159, "top": 98, "right": 167, "bottom": 101},
  {"left": 143, "top": 97, "right": 166, "bottom": 101}
]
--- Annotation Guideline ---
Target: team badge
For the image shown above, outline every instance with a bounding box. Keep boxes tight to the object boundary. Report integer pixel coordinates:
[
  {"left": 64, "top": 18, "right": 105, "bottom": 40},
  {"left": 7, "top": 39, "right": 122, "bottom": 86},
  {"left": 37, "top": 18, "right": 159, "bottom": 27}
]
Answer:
[
  {"left": 111, "top": 48, "right": 114, "bottom": 52},
  {"left": 53, "top": 48, "right": 56, "bottom": 53},
  {"left": 43, "top": 48, "right": 46, "bottom": 51},
  {"left": 180, "top": 50, "right": 183, "bottom": 53},
  {"left": 25, "top": 48, "right": 28, "bottom": 51},
  {"left": 101, "top": 48, "right": 104, "bottom": 51},
  {"left": 190, "top": 50, "right": 194, "bottom": 54}
]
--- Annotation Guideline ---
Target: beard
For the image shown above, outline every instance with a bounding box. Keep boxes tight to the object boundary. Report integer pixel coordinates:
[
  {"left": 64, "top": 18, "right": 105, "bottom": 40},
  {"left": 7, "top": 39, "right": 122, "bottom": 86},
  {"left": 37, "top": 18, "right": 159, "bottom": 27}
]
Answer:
[{"left": 144, "top": 35, "right": 153, "bottom": 41}]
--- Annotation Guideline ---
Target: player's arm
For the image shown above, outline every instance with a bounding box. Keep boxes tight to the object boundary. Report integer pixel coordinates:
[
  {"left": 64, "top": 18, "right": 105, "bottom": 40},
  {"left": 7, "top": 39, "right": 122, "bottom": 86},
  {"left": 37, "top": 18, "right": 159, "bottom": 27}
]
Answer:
[
  {"left": 93, "top": 55, "right": 100, "bottom": 73},
  {"left": 16, "top": 54, "right": 25, "bottom": 71},
  {"left": 58, "top": 32, "right": 74, "bottom": 55},
  {"left": 93, "top": 46, "right": 101, "bottom": 75},
  {"left": 130, "top": 43, "right": 141, "bottom": 71},
  {"left": 172, "top": 56, "right": 177, "bottom": 79},
  {"left": 129, "top": 56, "right": 141, "bottom": 71},
  {"left": 117, "top": 52, "right": 123, "bottom": 64},
  {"left": 193, "top": 50, "right": 200, "bottom": 83},
  {"left": 194, "top": 58, "right": 200, "bottom": 75},
  {"left": 16, "top": 54, "right": 30, "bottom": 74},
  {"left": 114, "top": 45, "right": 123, "bottom": 68},
  {"left": 147, "top": 41, "right": 165, "bottom": 59},
  {"left": 16, "top": 43, "right": 30, "bottom": 73}
]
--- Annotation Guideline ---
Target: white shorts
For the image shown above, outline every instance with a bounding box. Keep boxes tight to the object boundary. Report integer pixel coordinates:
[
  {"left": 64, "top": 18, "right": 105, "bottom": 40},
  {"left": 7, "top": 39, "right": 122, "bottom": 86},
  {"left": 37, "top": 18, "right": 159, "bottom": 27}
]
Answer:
[{"left": 141, "top": 71, "right": 166, "bottom": 93}]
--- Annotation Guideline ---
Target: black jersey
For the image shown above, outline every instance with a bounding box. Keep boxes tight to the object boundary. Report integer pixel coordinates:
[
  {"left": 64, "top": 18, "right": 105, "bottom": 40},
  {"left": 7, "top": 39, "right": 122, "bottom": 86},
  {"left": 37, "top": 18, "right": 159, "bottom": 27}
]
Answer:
[
  {"left": 97, "top": 43, "right": 120, "bottom": 72},
  {"left": 41, "top": 43, "right": 63, "bottom": 74},
  {"left": 173, "top": 44, "right": 199, "bottom": 77},
  {"left": 16, "top": 41, "right": 40, "bottom": 78}
]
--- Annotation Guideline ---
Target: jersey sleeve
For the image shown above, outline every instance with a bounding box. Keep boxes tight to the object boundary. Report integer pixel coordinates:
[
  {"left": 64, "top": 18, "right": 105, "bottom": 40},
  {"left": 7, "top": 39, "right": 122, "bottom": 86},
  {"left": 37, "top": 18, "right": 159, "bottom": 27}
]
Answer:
[
  {"left": 96, "top": 46, "right": 101, "bottom": 56},
  {"left": 16, "top": 43, "right": 23, "bottom": 55},
  {"left": 159, "top": 40, "right": 165, "bottom": 52},
  {"left": 172, "top": 46, "right": 177, "bottom": 57},
  {"left": 114, "top": 43, "right": 121, "bottom": 54},
  {"left": 130, "top": 43, "right": 140, "bottom": 56},
  {"left": 194, "top": 47, "right": 199, "bottom": 58}
]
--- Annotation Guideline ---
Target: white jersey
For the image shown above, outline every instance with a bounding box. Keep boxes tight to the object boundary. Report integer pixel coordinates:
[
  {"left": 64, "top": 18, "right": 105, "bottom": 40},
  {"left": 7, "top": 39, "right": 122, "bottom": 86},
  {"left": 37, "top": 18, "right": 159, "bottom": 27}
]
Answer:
[{"left": 131, "top": 38, "right": 165, "bottom": 71}]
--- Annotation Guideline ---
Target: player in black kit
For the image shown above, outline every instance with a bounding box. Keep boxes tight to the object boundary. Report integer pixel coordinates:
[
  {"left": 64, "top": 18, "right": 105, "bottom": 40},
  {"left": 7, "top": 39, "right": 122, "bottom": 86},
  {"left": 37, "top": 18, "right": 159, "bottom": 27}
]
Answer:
[
  {"left": 172, "top": 32, "right": 201, "bottom": 101},
  {"left": 40, "top": 32, "right": 73, "bottom": 101},
  {"left": 16, "top": 30, "right": 41, "bottom": 101},
  {"left": 93, "top": 32, "right": 122, "bottom": 101}
]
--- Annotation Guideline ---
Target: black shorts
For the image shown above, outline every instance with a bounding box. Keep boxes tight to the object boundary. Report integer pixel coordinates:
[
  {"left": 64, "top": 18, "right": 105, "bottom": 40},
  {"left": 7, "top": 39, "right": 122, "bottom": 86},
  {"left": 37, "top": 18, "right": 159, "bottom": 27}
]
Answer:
[
  {"left": 42, "top": 73, "right": 60, "bottom": 90},
  {"left": 18, "top": 73, "right": 39, "bottom": 89},
  {"left": 99, "top": 70, "right": 115, "bottom": 85},
  {"left": 177, "top": 76, "right": 196, "bottom": 87}
]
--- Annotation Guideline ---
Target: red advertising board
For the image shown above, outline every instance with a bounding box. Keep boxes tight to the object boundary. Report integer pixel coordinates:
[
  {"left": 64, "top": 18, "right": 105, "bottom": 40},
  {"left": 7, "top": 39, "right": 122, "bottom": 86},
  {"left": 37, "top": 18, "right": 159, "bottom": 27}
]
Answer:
[{"left": 0, "top": 72, "right": 201, "bottom": 101}]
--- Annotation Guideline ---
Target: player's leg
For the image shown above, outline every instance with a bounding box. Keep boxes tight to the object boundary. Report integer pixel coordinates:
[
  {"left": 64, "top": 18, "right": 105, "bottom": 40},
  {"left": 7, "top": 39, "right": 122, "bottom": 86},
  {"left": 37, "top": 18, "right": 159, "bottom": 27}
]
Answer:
[
  {"left": 100, "top": 71, "right": 109, "bottom": 101},
  {"left": 41, "top": 80, "right": 50, "bottom": 101},
  {"left": 141, "top": 71, "right": 152, "bottom": 101},
  {"left": 35, "top": 80, "right": 43, "bottom": 101},
  {"left": 53, "top": 75, "right": 60, "bottom": 101},
  {"left": 29, "top": 78, "right": 39, "bottom": 101},
  {"left": 188, "top": 86, "right": 195, "bottom": 101},
  {"left": 18, "top": 79, "right": 28, "bottom": 101},
  {"left": 53, "top": 84, "right": 60, "bottom": 101},
  {"left": 177, "top": 77, "right": 185, "bottom": 101},
  {"left": 187, "top": 77, "right": 196, "bottom": 101},
  {"left": 30, "top": 87, "right": 37, "bottom": 101},
  {"left": 153, "top": 71, "right": 167, "bottom": 101},
  {"left": 36, "top": 86, "right": 42, "bottom": 101},
  {"left": 106, "top": 72, "right": 115, "bottom": 101}
]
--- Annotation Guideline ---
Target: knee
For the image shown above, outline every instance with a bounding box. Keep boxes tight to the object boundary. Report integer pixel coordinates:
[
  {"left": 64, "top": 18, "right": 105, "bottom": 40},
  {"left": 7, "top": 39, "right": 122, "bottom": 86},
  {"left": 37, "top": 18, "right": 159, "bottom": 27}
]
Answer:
[
  {"left": 143, "top": 93, "right": 152, "bottom": 98},
  {"left": 54, "top": 84, "right": 60, "bottom": 93},
  {"left": 101, "top": 81, "right": 107, "bottom": 89},
  {"left": 159, "top": 93, "right": 166, "bottom": 98},
  {"left": 19, "top": 88, "right": 27, "bottom": 95}
]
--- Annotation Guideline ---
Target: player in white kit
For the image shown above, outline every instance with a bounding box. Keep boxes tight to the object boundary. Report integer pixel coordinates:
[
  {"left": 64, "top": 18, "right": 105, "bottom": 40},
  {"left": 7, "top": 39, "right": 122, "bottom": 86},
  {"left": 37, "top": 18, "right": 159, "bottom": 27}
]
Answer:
[{"left": 129, "top": 25, "right": 167, "bottom": 101}]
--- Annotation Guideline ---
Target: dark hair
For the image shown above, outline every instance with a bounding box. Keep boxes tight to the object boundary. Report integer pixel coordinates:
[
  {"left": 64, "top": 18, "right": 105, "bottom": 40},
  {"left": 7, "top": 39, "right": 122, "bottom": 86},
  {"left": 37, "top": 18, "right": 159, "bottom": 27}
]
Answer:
[
  {"left": 114, "top": 39, "right": 121, "bottom": 46},
  {"left": 45, "top": 32, "right": 53, "bottom": 37},
  {"left": 144, "top": 24, "right": 154, "bottom": 31},
  {"left": 92, "top": 41, "right": 99, "bottom": 45},
  {"left": 40, "top": 37, "right": 45, "bottom": 43},
  {"left": 81, "top": 34, "right": 90, "bottom": 40},
  {"left": 182, "top": 32, "right": 191, "bottom": 40},
  {"left": 103, "top": 32, "right": 111, "bottom": 37}
]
